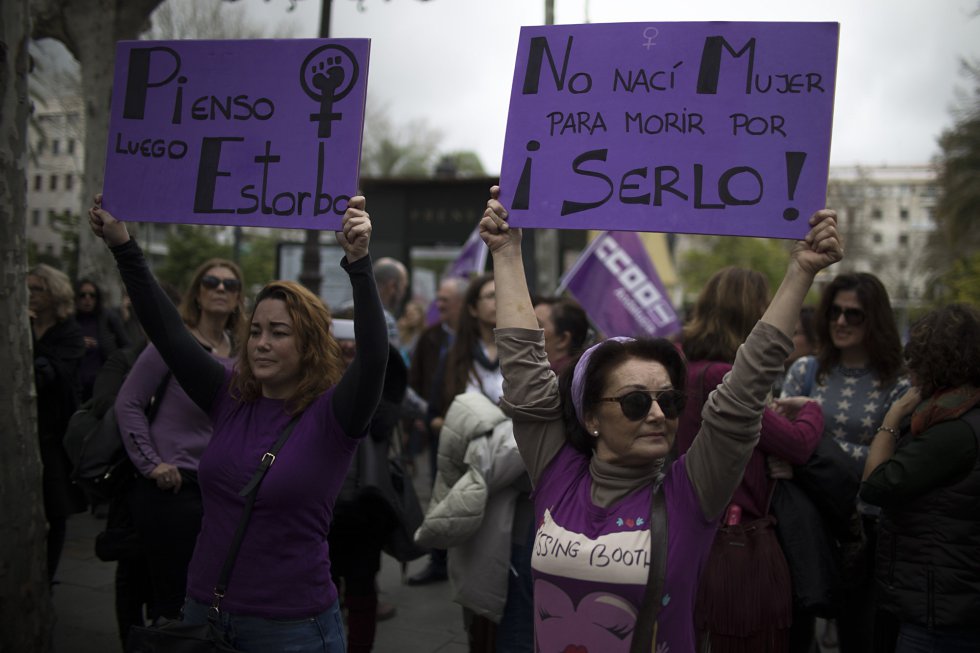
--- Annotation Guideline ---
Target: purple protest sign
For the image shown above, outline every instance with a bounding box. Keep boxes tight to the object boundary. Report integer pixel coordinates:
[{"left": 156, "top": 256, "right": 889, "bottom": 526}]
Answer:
[
  {"left": 425, "top": 226, "right": 488, "bottom": 325},
  {"left": 102, "top": 39, "right": 370, "bottom": 231},
  {"left": 499, "top": 22, "right": 839, "bottom": 239},
  {"left": 560, "top": 231, "right": 680, "bottom": 339}
]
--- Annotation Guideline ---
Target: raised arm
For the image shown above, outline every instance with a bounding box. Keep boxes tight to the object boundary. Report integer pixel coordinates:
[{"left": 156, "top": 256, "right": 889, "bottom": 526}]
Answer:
[
  {"left": 480, "top": 185, "right": 537, "bottom": 330},
  {"left": 686, "top": 210, "right": 843, "bottom": 519},
  {"left": 88, "top": 196, "right": 225, "bottom": 412},
  {"left": 331, "top": 197, "right": 388, "bottom": 437},
  {"left": 482, "top": 186, "right": 567, "bottom": 482}
]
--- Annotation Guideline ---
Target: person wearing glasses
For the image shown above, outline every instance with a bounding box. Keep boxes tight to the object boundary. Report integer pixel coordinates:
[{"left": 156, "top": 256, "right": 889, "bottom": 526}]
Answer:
[
  {"left": 75, "top": 277, "right": 131, "bottom": 402},
  {"left": 779, "top": 272, "right": 909, "bottom": 653},
  {"left": 480, "top": 185, "right": 843, "bottom": 652},
  {"left": 675, "top": 267, "right": 825, "bottom": 652},
  {"left": 115, "top": 258, "right": 245, "bottom": 624},
  {"left": 89, "top": 193, "right": 386, "bottom": 653}
]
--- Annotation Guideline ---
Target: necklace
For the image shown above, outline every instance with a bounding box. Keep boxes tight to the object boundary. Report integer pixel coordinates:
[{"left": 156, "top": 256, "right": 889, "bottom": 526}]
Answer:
[{"left": 193, "top": 327, "right": 226, "bottom": 353}]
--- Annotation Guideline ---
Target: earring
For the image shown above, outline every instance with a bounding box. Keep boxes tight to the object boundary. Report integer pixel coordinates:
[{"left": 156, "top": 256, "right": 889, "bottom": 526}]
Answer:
[{"left": 592, "top": 430, "right": 599, "bottom": 437}]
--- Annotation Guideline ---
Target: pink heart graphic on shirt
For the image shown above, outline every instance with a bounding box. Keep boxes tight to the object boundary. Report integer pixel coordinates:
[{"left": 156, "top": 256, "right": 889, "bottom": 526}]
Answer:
[{"left": 625, "top": 518, "right": 635, "bottom": 527}]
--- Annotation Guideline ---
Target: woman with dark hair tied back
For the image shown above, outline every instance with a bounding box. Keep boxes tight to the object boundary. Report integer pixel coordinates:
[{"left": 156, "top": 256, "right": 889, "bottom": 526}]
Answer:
[
  {"left": 861, "top": 303, "right": 980, "bottom": 653},
  {"left": 533, "top": 296, "right": 590, "bottom": 373},
  {"left": 480, "top": 185, "right": 843, "bottom": 652},
  {"left": 779, "top": 272, "right": 909, "bottom": 653},
  {"left": 116, "top": 257, "right": 245, "bottom": 625},
  {"left": 677, "top": 266, "right": 824, "bottom": 652},
  {"left": 89, "top": 193, "right": 387, "bottom": 653}
]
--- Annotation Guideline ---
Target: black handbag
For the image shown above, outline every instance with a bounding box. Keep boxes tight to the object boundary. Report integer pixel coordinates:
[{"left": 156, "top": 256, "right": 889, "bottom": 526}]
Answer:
[
  {"left": 126, "top": 415, "right": 301, "bottom": 653},
  {"left": 771, "top": 479, "right": 843, "bottom": 617}
]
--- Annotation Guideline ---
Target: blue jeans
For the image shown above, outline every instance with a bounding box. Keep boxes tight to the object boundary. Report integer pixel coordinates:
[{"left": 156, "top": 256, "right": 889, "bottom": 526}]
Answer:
[
  {"left": 182, "top": 599, "right": 346, "bottom": 653},
  {"left": 895, "top": 622, "right": 980, "bottom": 653},
  {"left": 496, "top": 534, "right": 534, "bottom": 653}
]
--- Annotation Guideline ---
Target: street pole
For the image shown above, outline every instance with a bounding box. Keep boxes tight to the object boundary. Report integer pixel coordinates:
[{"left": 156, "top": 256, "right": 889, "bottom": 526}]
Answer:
[{"left": 299, "top": 0, "right": 334, "bottom": 297}]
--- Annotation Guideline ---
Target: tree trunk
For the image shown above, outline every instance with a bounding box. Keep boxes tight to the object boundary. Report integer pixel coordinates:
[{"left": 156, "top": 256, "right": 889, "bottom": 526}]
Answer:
[
  {"left": 0, "top": 1, "right": 55, "bottom": 650},
  {"left": 32, "top": 0, "right": 165, "bottom": 304}
]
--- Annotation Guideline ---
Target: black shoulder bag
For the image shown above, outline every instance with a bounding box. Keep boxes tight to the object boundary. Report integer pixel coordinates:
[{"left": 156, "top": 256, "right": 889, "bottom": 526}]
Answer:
[
  {"left": 125, "top": 415, "right": 301, "bottom": 653},
  {"left": 629, "top": 478, "right": 669, "bottom": 653}
]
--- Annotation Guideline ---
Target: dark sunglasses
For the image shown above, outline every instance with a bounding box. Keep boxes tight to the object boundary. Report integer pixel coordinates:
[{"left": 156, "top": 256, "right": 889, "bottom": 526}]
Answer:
[
  {"left": 77, "top": 291, "right": 96, "bottom": 299},
  {"left": 599, "top": 389, "right": 685, "bottom": 421},
  {"left": 827, "top": 304, "right": 865, "bottom": 326},
  {"left": 201, "top": 275, "right": 241, "bottom": 292}
]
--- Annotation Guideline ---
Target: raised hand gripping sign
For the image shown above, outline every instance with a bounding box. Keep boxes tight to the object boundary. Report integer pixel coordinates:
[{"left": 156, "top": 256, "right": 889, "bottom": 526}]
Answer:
[
  {"left": 103, "top": 39, "right": 370, "bottom": 231},
  {"left": 499, "top": 22, "right": 839, "bottom": 239}
]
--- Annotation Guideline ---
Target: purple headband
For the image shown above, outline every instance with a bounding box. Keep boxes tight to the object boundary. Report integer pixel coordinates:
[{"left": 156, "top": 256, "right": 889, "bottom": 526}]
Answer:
[{"left": 571, "top": 336, "right": 635, "bottom": 429}]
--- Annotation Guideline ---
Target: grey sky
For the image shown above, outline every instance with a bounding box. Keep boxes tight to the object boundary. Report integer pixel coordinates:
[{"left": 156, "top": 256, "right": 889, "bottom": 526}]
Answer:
[{"left": 195, "top": 0, "right": 980, "bottom": 173}]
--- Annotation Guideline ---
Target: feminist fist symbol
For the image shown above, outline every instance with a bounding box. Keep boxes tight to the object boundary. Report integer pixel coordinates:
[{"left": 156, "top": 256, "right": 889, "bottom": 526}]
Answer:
[{"left": 301, "top": 45, "right": 359, "bottom": 138}]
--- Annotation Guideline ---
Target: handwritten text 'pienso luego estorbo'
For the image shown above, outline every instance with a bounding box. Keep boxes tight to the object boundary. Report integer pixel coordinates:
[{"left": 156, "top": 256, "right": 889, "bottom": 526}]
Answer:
[
  {"left": 114, "top": 47, "right": 350, "bottom": 219},
  {"left": 511, "top": 34, "right": 826, "bottom": 221}
]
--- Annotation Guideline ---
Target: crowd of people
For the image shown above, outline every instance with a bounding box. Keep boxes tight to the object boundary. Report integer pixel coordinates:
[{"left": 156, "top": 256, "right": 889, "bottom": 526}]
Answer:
[{"left": 26, "top": 186, "right": 979, "bottom": 653}]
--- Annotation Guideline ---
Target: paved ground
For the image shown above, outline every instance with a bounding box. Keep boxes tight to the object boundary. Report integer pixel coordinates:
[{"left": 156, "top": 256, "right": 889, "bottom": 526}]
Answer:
[{"left": 51, "top": 460, "right": 467, "bottom": 653}]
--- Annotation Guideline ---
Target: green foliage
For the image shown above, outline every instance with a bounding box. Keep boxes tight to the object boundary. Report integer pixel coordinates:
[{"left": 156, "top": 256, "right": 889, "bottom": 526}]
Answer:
[
  {"left": 933, "top": 59, "right": 980, "bottom": 277},
  {"left": 237, "top": 232, "right": 277, "bottom": 293},
  {"left": 937, "top": 251, "right": 980, "bottom": 307},
  {"left": 437, "top": 150, "right": 486, "bottom": 178},
  {"left": 680, "top": 235, "right": 791, "bottom": 301},
  {"left": 156, "top": 224, "right": 232, "bottom": 291}
]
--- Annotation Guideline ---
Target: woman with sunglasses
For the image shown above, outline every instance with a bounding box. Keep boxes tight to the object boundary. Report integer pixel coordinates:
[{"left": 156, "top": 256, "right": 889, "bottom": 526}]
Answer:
[
  {"left": 115, "top": 258, "right": 245, "bottom": 625},
  {"left": 675, "top": 266, "right": 825, "bottom": 652},
  {"left": 480, "top": 185, "right": 842, "bottom": 652},
  {"left": 779, "top": 272, "right": 908, "bottom": 653},
  {"left": 75, "top": 277, "right": 131, "bottom": 402},
  {"left": 89, "top": 193, "right": 386, "bottom": 653}
]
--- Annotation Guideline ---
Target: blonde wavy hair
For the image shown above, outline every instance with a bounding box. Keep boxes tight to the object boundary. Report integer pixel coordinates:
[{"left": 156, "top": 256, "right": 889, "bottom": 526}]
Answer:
[
  {"left": 29, "top": 264, "right": 76, "bottom": 320},
  {"left": 682, "top": 266, "right": 770, "bottom": 364},
  {"left": 231, "top": 281, "right": 344, "bottom": 414}
]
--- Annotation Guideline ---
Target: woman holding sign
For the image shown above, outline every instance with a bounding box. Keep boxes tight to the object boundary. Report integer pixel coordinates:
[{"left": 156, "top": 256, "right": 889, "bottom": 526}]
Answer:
[
  {"left": 89, "top": 194, "right": 387, "bottom": 653},
  {"left": 479, "top": 185, "right": 842, "bottom": 652}
]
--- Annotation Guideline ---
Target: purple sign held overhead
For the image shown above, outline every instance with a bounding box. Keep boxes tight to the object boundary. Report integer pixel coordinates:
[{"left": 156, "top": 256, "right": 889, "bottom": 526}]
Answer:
[
  {"left": 103, "top": 39, "right": 370, "bottom": 231},
  {"left": 561, "top": 231, "right": 680, "bottom": 339},
  {"left": 499, "top": 22, "right": 839, "bottom": 239}
]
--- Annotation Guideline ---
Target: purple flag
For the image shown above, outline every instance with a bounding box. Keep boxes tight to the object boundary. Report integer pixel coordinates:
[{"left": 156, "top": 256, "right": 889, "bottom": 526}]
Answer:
[
  {"left": 103, "top": 39, "right": 370, "bottom": 231},
  {"left": 560, "top": 231, "right": 680, "bottom": 339},
  {"left": 426, "top": 226, "right": 488, "bottom": 325},
  {"left": 445, "top": 225, "right": 489, "bottom": 280},
  {"left": 499, "top": 22, "right": 839, "bottom": 239}
]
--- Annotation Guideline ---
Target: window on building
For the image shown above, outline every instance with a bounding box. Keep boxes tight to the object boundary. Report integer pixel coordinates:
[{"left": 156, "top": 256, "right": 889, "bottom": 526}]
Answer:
[
  {"left": 65, "top": 174, "right": 73, "bottom": 190},
  {"left": 49, "top": 175, "right": 58, "bottom": 191},
  {"left": 51, "top": 139, "right": 60, "bottom": 155},
  {"left": 31, "top": 209, "right": 40, "bottom": 227},
  {"left": 899, "top": 233, "right": 909, "bottom": 246},
  {"left": 37, "top": 140, "right": 46, "bottom": 155},
  {"left": 873, "top": 233, "right": 883, "bottom": 244},
  {"left": 47, "top": 210, "right": 57, "bottom": 226},
  {"left": 900, "top": 208, "right": 909, "bottom": 220},
  {"left": 871, "top": 208, "right": 883, "bottom": 220},
  {"left": 34, "top": 175, "right": 42, "bottom": 191},
  {"left": 45, "top": 244, "right": 55, "bottom": 256},
  {"left": 67, "top": 139, "right": 76, "bottom": 155}
]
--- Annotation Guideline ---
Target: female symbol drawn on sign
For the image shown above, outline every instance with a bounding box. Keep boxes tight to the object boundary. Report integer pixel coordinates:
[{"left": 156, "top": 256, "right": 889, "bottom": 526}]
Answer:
[{"left": 301, "top": 44, "right": 360, "bottom": 138}]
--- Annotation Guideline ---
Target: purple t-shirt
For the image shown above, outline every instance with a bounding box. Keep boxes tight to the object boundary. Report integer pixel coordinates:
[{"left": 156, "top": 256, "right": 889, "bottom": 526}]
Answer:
[
  {"left": 531, "top": 444, "right": 716, "bottom": 653},
  {"left": 185, "top": 371, "right": 361, "bottom": 618}
]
